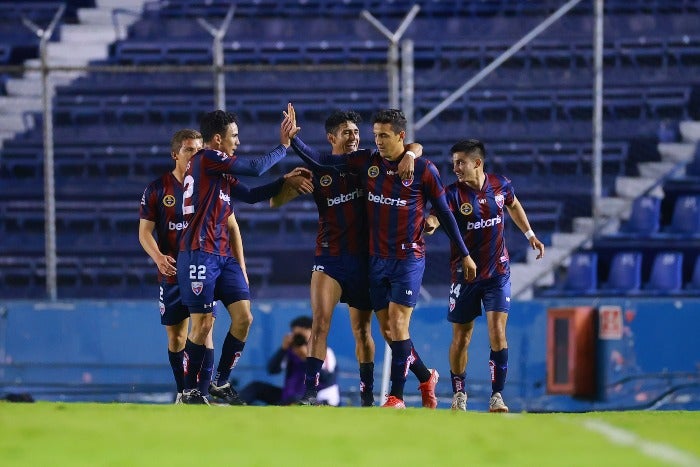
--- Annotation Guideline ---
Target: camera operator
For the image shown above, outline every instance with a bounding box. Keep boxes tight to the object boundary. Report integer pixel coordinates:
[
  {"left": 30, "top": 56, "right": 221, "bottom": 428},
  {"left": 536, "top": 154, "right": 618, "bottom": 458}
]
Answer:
[{"left": 238, "top": 315, "right": 339, "bottom": 406}]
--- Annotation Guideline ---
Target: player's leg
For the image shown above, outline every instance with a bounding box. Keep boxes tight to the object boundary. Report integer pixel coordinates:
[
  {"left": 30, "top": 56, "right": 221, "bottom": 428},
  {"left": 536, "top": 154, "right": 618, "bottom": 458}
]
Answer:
[
  {"left": 447, "top": 279, "right": 482, "bottom": 411},
  {"left": 198, "top": 314, "right": 216, "bottom": 396},
  {"left": 239, "top": 381, "right": 282, "bottom": 406},
  {"left": 484, "top": 274, "right": 511, "bottom": 413},
  {"left": 160, "top": 282, "right": 190, "bottom": 402},
  {"left": 300, "top": 269, "right": 342, "bottom": 403},
  {"left": 208, "top": 256, "right": 251, "bottom": 405},
  {"left": 349, "top": 307, "right": 375, "bottom": 406},
  {"left": 177, "top": 250, "right": 217, "bottom": 403},
  {"left": 383, "top": 301, "right": 413, "bottom": 408},
  {"left": 449, "top": 321, "right": 474, "bottom": 411}
]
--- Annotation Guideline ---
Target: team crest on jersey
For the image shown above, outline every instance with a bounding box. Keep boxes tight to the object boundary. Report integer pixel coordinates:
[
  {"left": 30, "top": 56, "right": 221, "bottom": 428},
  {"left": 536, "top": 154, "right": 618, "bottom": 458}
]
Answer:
[
  {"left": 191, "top": 281, "right": 203, "bottom": 296},
  {"left": 402, "top": 177, "right": 414, "bottom": 187},
  {"left": 367, "top": 165, "right": 380, "bottom": 178},
  {"left": 162, "top": 195, "right": 176, "bottom": 207},
  {"left": 319, "top": 174, "right": 333, "bottom": 187},
  {"left": 495, "top": 194, "right": 505, "bottom": 208},
  {"left": 460, "top": 202, "right": 473, "bottom": 216}
]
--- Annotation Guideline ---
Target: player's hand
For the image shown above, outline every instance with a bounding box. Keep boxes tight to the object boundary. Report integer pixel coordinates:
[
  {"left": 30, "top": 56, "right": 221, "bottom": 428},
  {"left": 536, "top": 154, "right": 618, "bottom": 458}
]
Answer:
[
  {"left": 156, "top": 254, "right": 177, "bottom": 276},
  {"left": 281, "top": 103, "right": 301, "bottom": 143},
  {"left": 281, "top": 332, "right": 293, "bottom": 350},
  {"left": 461, "top": 255, "right": 477, "bottom": 282},
  {"left": 530, "top": 236, "right": 545, "bottom": 260},
  {"left": 284, "top": 170, "right": 314, "bottom": 194},
  {"left": 284, "top": 166, "right": 313, "bottom": 180},
  {"left": 424, "top": 215, "right": 439, "bottom": 235},
  {"left": 397, "top": 151, "right": 415, "bottom": 180}
]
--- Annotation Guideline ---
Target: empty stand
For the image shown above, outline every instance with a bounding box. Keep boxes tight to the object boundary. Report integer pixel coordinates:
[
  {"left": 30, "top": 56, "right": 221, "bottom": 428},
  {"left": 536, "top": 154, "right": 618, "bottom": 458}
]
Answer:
[
  {"left": 619, "top": 196, "right": 662, "bottom": 236},
  {"left": 666, "top": 195, "right": 700, "bottom": 237}
]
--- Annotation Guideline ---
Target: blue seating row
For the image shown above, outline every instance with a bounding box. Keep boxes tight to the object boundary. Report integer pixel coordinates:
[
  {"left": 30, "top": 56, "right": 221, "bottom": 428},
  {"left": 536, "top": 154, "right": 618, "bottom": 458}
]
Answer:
[
  {"left": 540, "top": 250, "right": 700, "bottom": 296},
  {"left": 608, "top": 195, "right": 700, "bottom": 239},
  {"left": 144, "top": 0, "right": 700, "bottom": 19}
]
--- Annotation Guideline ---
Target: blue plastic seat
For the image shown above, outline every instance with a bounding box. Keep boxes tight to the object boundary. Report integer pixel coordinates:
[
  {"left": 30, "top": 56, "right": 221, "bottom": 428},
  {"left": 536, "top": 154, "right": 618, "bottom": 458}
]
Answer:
[
  {"left": 563, "top": 251, "right": 598, "bottom": 293},
  {"left": 667, "top": 195, "right": 700, "bottom": 237},
  {"left": 621, "top": 196, "right": 661, "bottom": 236},
  {"left": 601, "top": 251, "right": 642, "bottom": 294},
  {"left": 644, "top": 251, "right": 683, "bottom": 294}
]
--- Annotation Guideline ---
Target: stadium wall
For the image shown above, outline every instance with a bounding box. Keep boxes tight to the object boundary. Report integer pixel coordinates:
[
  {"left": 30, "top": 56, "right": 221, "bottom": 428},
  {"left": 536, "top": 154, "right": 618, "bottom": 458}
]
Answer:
[{"left": 0, "top": 297, "right": 698, "bottom": 410}]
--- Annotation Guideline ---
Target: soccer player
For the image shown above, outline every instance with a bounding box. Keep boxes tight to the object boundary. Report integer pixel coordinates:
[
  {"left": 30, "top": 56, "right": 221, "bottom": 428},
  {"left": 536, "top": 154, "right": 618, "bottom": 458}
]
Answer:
[
  {"left": 177, "top": 110, "right": 307, "bottom": 404},
  {"left": 272, "top": 109, "right": 436, "bottom": 407},
  {"left": 238, "top": 315, "right": 340, "bottom": 406},
  {"left": 285, "top": 105, "right": 477, "bottom": 409},
  {"left": 424, "top": 139, "right": 545, "bottom": 412},
  {"left": 138, "top": 129, "right": 220, "bottom": 402}
]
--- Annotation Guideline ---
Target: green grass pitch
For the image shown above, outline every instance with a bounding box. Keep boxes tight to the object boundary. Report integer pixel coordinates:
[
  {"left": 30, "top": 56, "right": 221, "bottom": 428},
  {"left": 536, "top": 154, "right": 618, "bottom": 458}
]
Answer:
[{"left": 1, "top": 403, "right": 699, "bottom": 466}]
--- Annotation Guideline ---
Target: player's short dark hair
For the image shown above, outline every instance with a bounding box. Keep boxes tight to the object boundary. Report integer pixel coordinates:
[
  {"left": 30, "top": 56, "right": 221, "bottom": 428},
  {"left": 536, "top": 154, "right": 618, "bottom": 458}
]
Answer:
[
  {"left": 371, "top": 109, "right": 407, "bottom": 134},
  {"left": 324, "top": 110, "right": 362, "bottom": 135},
  {"left": 199, "top": 110, "right": 238, "bottom": 143},
  {"left": 450, "top": 139, "right": 486, "bottom": 160},
  {"left": 170, "top": 128, "right": 201, "bottom": 154},
  {"left": 290, "top": 315, "right": 313, "bottom": 329}
]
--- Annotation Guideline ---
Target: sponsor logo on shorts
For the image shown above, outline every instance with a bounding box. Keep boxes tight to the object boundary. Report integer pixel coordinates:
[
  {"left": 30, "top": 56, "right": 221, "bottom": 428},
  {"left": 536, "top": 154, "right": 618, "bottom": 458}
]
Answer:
[
  {"left": 460, "top": 203, "right": 473, "bottom": 215},
  {"left": 319, "top": 174, "right": 332, "bottom": 187},
  {"left": 159, "top": 301, "right": 165, "bottom": 316},
  {"left": 191, "top": 281, "right": 203, "bottom": 296},
  {"left": 367, "top": 166, "right": 380, "bottom": 178},
  {"left": 162, "top": 195, "right": 176, "bottom": 207},
  {"left": 449, "top": 296, "right": 456, "bottom": 312}
]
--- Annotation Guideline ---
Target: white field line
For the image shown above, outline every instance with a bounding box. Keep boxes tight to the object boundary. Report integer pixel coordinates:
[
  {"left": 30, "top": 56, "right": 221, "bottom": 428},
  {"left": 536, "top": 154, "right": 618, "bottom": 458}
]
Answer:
[{"left": 582, "top": 419, "right": 700, "bottom": 467}]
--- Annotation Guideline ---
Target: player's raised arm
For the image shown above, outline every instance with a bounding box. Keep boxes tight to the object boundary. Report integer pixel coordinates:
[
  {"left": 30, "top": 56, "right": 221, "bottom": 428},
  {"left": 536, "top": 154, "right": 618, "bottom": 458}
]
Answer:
[
  {"left": 270, "top": 167, "right": 314, "bottom": 208},
  {"left": 397, "top": 142, "right": 423, "bottom": 180}
]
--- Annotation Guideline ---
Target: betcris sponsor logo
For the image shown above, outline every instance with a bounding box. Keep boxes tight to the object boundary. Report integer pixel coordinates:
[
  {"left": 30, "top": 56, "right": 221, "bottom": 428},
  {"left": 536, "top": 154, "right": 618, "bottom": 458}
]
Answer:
[
  {"left": 219, "top": 190, "right": 231, "bottom": 204},
  {"left": 465, "top": 215, "right": 501, "bottom": 230},
  {"left": 367, "top": 192, "right": 407, "bottom": 207},
  {"left": 327, "top": 188, "right": 363, "bottom": 206},
  {"left": 169, "top": 221, "right": 189, "bottom": 231}
]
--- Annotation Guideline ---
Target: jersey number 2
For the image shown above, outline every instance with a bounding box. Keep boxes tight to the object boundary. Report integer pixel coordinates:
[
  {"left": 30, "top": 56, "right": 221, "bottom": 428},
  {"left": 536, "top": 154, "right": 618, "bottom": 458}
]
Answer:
[{"left": 182, "top": 175, "right": 194, "bottom": 214}]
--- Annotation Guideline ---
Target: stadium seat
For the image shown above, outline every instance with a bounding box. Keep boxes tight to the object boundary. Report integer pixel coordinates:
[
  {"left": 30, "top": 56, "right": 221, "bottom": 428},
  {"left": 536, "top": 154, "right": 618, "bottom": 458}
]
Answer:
[
  {"left": 619, "top": 196, "right": 662, "bottom": 236},
  {"left": 686, "top": 256, "right": 700, "bottom": 292},
  {"left": 666, "top": 195, "right": 700, "bottom": 237},
  {"left": 601, "top": 251, "right": 642, "bottom": 295},
  {"left": 562, "top": 251, "right": 598, "bottom": 294},
  {"left": 644, "top": 251, "right": 683, "bottom": 294}
]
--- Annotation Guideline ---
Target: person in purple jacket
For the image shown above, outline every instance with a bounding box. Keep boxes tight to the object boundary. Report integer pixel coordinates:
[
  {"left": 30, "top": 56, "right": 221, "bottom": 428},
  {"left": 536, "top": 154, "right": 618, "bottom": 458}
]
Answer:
[
  {"left": 425, "top": 139, "right": 544, "bottom": 413},
  {"left": 238, "top": 315, "right": 339, "bottom": 406}
]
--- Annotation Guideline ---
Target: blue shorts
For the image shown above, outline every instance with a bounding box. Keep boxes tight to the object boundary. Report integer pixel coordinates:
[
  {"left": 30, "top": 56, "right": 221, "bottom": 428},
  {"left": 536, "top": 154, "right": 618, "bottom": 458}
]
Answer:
[
  {"left": 159, "top": 281, "right": 219, "bottom": 325},
  {"left": 177, "top": 250, "right": 250, "bottom": 312},
  {"left": 159, "top": 281, "right": 189, "bottom": 326},
  {"left": 314, "top": 254, "right": 372, "bottom": 311},
  {"left": 368, "top": 255, "right": 425, "bottom": 310},
  {"left": 447, "top": 273, "right": 511, "bottom": 324}
]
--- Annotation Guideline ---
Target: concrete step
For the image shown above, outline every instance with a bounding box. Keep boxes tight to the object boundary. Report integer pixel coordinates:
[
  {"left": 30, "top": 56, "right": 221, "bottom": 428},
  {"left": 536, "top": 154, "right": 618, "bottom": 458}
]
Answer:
[
  {"left": 599, "top": 196, "right": 631, "bottom": 217},
  {"left": 615, "top": 176, "right": 662, "bottom": 199},
  {"left": 60, "top": 24, "right": 118, "bottom": 43},
  {"left": 77, "top": 8, "right": 114, "bottom": 25},
  {"left": 0, "top": 96, "right": 43, "bottom": 113},
  {"left": 96, "top": 0, "right": 146, "bottom": 11},
  {"left": 679, "top": 121, "right": 700, "bottom": 144},
  {"left": 20, "top": 60, "right": 85, "bottom": 82},
  {"left": 637, "top": 161, "right": 683, "bottom": 178},
  {"left": 47, "top": 42, "right": 109, "bottom": 62},
  {"left": 0, "top": 114, "right": 34, "bottom": 132},
  {"left": 657, "top": 142, "right": 696, "bottom": 162},
  {"left": 551, "top": 232, "right": 589, "bottom": 250}
]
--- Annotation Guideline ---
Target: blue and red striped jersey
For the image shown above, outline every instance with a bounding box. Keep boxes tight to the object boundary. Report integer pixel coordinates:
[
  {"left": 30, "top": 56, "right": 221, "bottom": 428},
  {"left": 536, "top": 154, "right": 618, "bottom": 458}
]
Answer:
[
  {"left": 345, "top": 151, "right": 446, "bottom": 259},
  {"left": 310, "top": 165, "right": 368, "bottom": 256},
  {"left": 139, "top": 172, "right": 185, "bottom": 284},
  {"left": 442, "top": 173, "right": 515, "bottom": 282}
]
